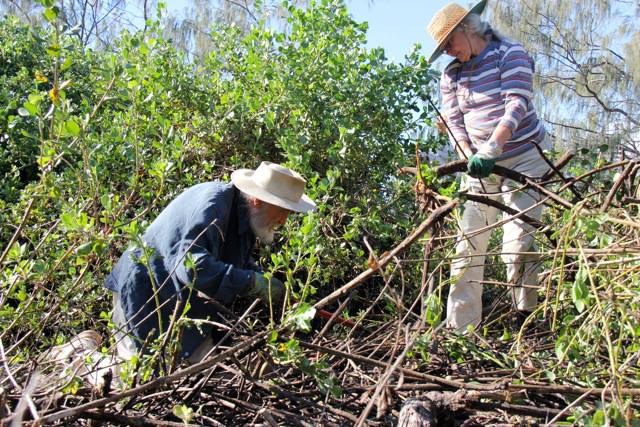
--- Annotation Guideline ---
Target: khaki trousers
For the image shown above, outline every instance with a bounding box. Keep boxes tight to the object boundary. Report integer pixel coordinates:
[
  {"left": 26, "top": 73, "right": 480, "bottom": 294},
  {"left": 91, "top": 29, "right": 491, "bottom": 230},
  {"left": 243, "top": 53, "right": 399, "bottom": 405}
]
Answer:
[{"left": 446, "top": 145, "right": 550, "bottom": 330}]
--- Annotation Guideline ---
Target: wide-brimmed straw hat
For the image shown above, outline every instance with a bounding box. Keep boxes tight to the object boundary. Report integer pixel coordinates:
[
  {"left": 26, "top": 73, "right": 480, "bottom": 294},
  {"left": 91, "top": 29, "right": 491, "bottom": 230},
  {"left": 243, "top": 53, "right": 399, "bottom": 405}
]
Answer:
[
  {"left": 231, "top": 161, "right": 316, "bottom": 213},
  {"left": 426, "top": 0, "right": 488, "bottom": 63}
]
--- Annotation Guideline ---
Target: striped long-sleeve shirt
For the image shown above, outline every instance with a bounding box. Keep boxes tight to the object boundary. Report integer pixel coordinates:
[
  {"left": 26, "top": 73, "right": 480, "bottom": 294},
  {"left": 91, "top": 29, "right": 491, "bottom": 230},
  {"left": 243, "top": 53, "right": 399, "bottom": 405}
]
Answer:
[{"left": 440, "top": 37, "right": 545, "bottom": 159}]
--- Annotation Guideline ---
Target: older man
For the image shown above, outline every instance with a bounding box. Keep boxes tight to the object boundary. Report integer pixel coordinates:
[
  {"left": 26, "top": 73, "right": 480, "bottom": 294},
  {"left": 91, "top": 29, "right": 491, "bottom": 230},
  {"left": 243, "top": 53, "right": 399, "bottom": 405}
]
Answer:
[{"left": 105, "top": 161, "right": 316, "bottom": 362}]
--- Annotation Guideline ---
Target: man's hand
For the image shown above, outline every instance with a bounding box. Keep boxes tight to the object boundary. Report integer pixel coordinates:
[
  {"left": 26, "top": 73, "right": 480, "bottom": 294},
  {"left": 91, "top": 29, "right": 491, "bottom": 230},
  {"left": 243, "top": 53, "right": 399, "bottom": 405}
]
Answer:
[
  {"left": 467, "top": 140, "right": 503, "bottom": 178},
  {"left": 249, "top": 272, "right": 284, "bottom": 305}
]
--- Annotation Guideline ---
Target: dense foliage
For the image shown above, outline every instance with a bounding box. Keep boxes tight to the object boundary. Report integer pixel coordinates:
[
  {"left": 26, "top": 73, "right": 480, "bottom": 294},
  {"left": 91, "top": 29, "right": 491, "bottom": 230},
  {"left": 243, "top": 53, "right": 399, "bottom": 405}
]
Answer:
[{"left": 0, "top": 0, "right": 436, "bottom": 355}]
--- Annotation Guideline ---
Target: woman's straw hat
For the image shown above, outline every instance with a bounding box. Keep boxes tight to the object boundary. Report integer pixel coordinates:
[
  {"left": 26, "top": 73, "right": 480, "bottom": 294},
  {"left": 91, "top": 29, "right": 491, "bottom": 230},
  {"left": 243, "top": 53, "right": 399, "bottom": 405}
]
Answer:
[
  {"left": 231, "top": 161, "right": 316, "bottom": 213},
  {"left": 426, "top": 0, "right": 488, "bottom": 63}
]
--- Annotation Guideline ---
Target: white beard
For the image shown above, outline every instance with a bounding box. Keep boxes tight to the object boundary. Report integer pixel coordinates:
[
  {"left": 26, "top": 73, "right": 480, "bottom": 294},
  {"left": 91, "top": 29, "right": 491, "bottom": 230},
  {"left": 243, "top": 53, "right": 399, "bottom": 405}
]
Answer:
[{"left": 248, "top": 207, "right": 277, "bottom": 244}]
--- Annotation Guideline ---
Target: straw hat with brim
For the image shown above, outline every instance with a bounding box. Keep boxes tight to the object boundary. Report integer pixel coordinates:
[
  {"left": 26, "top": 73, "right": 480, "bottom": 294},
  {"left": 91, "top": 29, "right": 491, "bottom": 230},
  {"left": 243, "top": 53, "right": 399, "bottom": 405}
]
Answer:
[
  {"left": 231, "top": 161, "right": 316, "bottom": 213},
  {"left": 426, "top": 0, "right": 488, "bottom": 63}
]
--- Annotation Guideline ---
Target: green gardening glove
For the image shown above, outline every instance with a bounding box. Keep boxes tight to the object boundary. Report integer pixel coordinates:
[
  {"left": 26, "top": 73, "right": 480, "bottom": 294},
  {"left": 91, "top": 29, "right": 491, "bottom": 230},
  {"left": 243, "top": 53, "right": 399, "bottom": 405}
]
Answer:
[
  {"left": 467, "top": 140, "right": 502, "bottom": 178},
  {"left": 248, "top": 272, "right": 284, "bottom": 304},
  {"left": 467, "top": 155, "right": 496, "bottom": 178}
]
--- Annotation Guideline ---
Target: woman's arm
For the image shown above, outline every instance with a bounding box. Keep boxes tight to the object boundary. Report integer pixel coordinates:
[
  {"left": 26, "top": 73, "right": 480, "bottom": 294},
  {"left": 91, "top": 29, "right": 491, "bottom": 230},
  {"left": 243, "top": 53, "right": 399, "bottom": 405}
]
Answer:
[{"left": 440, "top": 68, "right": 473, "bottom": 158}]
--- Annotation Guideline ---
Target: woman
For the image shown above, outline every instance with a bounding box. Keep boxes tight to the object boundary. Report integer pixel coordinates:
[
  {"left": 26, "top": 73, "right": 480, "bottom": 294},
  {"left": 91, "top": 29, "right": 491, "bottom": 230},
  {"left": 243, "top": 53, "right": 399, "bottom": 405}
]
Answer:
[{"left": 426, "top": 0, "right": 550, "bottom": 330}]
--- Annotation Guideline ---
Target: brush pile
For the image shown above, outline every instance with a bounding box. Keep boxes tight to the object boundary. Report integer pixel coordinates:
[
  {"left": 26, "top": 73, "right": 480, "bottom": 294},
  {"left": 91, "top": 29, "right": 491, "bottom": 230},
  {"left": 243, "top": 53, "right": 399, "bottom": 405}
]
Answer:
[{"left": 2, "top": 155, "right": 640, "bottom": 426}]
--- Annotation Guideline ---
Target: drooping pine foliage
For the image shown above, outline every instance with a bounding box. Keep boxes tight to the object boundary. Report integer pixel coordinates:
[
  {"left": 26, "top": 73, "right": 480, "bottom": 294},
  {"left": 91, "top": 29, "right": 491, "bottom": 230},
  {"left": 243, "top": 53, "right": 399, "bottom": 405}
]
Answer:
[{"left": 489, "top": 0, "right": 640, "bottom": 158}]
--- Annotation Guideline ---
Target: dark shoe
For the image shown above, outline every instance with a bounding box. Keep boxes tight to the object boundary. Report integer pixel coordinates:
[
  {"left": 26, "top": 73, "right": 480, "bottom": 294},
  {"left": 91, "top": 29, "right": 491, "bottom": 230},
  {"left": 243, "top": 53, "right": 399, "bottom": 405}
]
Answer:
[{"left": 512, "top": 311, "right": 533, "bottom": 330}]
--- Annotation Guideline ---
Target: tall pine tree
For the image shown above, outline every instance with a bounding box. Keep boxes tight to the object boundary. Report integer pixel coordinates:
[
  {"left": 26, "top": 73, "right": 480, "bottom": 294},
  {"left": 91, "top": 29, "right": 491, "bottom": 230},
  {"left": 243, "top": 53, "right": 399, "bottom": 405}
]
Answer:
[{"left": 489, "top": 0, "right": 640, "bottom": 158}]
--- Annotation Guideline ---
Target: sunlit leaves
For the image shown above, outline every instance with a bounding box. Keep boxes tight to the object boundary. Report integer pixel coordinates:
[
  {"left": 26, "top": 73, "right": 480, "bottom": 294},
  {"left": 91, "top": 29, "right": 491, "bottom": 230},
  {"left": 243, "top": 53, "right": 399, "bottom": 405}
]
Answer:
[
  {"left": 61, "top": 210, "right": 94, "bottom": 232},
  {"left": 64, "top": 118, "right": 80, "bottom": 136},
  {"left": 571, "top": 265, "right": 590, "bottom": 313},
  {"left": 172, "top": 405, "right": 194, "bottom": 424},
  {"left": 284, "top": 302, "right": 316, "bottom": 333},
  {"left": 1, "top": 2, "right": 436, "bottom": 405},
  {"left": 148, "top": 159, "right": 175, "bottom": 181},
  {"left": 34, "top": 70, "right": 48, "bottom": 83},
  {"left": 43, "top": 7, "right": 59, "bottom": 23},
  {"left": 423, "top": 293, "right": 442, "bottom": 327},
  {"left": 46, "top": 43, "right": 60, "bottom": 57}
]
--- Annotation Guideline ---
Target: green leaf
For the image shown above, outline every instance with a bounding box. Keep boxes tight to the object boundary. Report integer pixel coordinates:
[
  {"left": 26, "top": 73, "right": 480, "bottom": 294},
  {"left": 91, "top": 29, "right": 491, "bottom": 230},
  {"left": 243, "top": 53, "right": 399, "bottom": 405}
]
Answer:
[
  {"left": 60, "top": 212, "right": 78, "bottom": 231},
  {"left": 499, "top": 329, "right": 512, "bottom": 341},
  {"left": 62, "top": 377, "right": 81, "bottom": 395},
  {"left": 7, "top": 243, "right": 27, "bottom": 261},
  {"left": 61, "top": 56, "right": 73, "bottom": 71},
  {"left": 43, "top": 7, "right": 59, "bottom": 22},
  {"left": 24, "top": 102, "right": 39, "bottom": 115},
  {"left": 22, "top": 129, "right": 39, "bottom": 140},
  {"left": 16, "top": 288, "right": 28, "bottom": 302},
  {"left": 591, "top": 409, "right": 605, "bottom": 426},
  {"left": 418, "top": 163, "right": 437, "bottom": 185},
  {"left": 76, "top": 241, "right": 94, "bottom": 256},
  {"left": 28, "top": 92, "right": 43, "bottom": 104},
  {"left": 46, "top": 44, "right": 61, "bottom": 57},
  {"left": 571, "top": 266, "right": 589, "bottom": 312},
  {"left": 172, "top": 405, "right": 194, "bottom": 423},
  {"left": 286, "top": 303, "right": 316, "bottom": 333},
  {"left": 64, "top": 119, "right": 81, "bottom": 136},
  {"left": 423, "top": 294, "right": 441, "bottom": 326}
]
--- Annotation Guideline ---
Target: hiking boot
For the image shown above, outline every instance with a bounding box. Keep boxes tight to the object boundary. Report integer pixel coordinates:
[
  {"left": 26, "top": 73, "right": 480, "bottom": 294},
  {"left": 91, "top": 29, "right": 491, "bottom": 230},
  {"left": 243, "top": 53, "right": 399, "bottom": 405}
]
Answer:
[
  {"left": 42, "top": 330, "right": 102, "bottom": 364},
  {"left": 512, "top": 311, "right": 534, "bottom": 330},
  {"left": 40, "top": 330, "right": 115, "bottom": 390}
]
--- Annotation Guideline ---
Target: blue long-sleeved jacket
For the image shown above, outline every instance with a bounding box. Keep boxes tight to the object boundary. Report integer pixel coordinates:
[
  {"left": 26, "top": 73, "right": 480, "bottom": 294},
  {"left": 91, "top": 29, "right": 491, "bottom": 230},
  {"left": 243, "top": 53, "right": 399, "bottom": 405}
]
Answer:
[{"left": 105, "top": 182, "right": 258, "bottom": 359}]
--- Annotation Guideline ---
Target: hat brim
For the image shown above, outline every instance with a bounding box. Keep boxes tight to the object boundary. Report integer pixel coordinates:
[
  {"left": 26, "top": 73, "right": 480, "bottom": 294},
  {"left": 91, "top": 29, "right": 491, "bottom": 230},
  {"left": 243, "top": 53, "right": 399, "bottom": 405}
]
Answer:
[
  {"left": 231, "top": 169, "right": 317, "bottom": 213},
  {"left": 427, "top": 0, "right": 488, "bottom": 63}
]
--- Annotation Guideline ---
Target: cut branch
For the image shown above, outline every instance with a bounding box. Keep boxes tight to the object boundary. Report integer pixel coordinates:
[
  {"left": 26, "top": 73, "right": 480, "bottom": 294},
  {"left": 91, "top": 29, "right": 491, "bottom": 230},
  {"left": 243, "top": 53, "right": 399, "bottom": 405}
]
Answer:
[{"left": 313, "top": 200, "right": 458, "bottom": 310}]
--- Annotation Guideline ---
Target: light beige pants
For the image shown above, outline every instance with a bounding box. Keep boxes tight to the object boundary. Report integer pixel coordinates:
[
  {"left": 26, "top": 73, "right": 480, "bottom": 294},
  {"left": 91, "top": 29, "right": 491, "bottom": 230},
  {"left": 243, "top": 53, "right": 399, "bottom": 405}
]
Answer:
[
  {"left": 446, "top": 145, "right": 550, "bottom": 331},
  {"left": 112, "top": 293, "right": 215, "bottom": 364}
]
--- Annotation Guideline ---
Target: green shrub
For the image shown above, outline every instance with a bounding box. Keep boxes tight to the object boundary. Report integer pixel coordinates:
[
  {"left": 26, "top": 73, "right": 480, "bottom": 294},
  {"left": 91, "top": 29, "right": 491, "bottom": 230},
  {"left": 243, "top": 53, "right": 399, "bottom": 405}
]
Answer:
[{"left": 0, "top": 0, "right": 440, "bottom": 352}]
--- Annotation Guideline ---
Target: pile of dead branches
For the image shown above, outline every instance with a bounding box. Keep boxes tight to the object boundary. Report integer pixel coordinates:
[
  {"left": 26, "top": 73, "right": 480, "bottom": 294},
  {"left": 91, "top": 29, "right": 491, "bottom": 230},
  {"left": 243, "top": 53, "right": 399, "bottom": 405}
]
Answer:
[{"left": 2, "top": 155, "right": 640, "bottom": 426}]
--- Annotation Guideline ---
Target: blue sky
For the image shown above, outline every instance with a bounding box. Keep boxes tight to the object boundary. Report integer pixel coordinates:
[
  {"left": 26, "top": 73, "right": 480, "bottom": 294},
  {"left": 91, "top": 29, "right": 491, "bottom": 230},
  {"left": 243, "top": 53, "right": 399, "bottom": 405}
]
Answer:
[
  {"left": 149, "top": 0, "right": 462, "bottom": 68},
  {"left": 347, "top": 0, "right": 455, "bottom": 66}
]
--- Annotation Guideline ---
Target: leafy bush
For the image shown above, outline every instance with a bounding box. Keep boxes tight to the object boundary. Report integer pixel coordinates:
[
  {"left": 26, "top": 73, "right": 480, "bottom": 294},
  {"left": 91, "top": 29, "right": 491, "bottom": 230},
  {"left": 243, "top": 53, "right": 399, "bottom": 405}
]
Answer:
[{"left": 0, "top": 0, "right": 438, "bottom": 354}]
